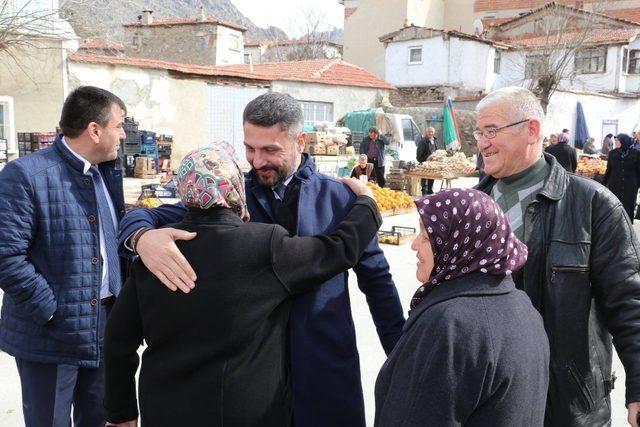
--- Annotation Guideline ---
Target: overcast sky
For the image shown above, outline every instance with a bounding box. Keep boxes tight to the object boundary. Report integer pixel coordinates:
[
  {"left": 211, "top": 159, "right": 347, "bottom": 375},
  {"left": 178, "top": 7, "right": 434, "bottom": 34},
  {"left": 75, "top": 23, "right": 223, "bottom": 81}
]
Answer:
[{"left": 230, "top": 0, "right": 344, "bottom": 37}]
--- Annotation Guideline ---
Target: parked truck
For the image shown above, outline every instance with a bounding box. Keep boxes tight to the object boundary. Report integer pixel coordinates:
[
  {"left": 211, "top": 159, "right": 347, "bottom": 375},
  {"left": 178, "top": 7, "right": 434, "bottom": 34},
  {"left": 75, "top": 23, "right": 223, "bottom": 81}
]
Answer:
[{"left": 340, "top": 108, "right": 422, "bottom": 162}]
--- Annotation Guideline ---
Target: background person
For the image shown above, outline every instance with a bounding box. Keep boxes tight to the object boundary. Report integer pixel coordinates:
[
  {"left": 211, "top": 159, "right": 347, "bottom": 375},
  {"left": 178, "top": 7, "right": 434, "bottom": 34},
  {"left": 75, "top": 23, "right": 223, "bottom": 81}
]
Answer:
[
  {"left": 416, "top": 127, "right": 439, "bottom": 195},
  {"left": 351, "top": 153, "right": 377, "bottom": 182},
  {"left": 359, "top": 126, "right": 389, "bottom": 188},
  {"left": 375, "top": 189, "right": 549, "bottom": 427},
  {"left": 544, "top": 132, "right": 577, "bottom": 172},
  {"left": 602, "top": 133, "right": 640, "bottom": 222},
  {"left": 103, "top": 143, "right": 382, "bottom": 426},
  {"left": 602, "top": 133, "right": 614, "bottom": 156},
  {"left": 582, "top": 137, "right": 598, "bottom": 154}
]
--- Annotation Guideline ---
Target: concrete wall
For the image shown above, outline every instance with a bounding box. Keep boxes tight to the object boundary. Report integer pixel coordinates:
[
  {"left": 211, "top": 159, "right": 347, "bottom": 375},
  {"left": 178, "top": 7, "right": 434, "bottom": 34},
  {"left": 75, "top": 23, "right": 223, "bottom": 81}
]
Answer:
[
  {"left": 0, "top": 39, "right": 68, "bottom": 132},
  {"left": 444, "top": 0, "right": 475, "bottom": 33},
  {"left": 545, "top": 90, "right": 640, "bottom": 146},
  {"left": 124, "top": 24, "right": 244, "bottom": 66},
  {"left": 215, "top": 25, "right": 245, "bottom": 65},
  {"left": 385, "top": 36, "right": 495, "bottom": 91},
  {"left": 68, "top": 61, "right": 209, "bottom": 162},
  {"left": 343, "top": 0, "right": 410, "bottom": 78},
  {"left": 496, "top": 46, "right": 621, "bottom": 93},
  {"left": 271, "top": 80, "right": 388, "bottom": 121}
]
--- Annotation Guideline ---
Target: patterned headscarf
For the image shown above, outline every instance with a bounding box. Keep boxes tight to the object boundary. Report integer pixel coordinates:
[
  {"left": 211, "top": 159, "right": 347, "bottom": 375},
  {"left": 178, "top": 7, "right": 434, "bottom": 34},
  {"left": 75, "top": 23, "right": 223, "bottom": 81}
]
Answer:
[
  {"left": 411, "top": 189, "right": 528, "bottom": 309},
  {"left": 177, "top": 142, "right": 250, "bottom": 221}
]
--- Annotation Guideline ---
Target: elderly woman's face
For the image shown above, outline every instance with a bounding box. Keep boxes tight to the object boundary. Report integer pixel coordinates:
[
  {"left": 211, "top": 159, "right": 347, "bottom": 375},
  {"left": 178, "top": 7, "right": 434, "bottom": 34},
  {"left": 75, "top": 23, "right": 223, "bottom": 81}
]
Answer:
[{"left": 411, "top": 223, "right": 435, "bottom": 284}]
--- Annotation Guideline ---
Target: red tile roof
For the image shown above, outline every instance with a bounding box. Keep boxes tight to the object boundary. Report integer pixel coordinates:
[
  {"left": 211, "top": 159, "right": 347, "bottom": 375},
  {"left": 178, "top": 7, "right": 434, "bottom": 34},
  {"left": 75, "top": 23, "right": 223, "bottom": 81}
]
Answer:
[
  {"left": 79, "top": 39, "right": 124, "bottom": 51},
  {"left": 604, "top": 8, "right": 640, "bottom": 25},
  {"left": 475, "top": 0, "right": 627, "bottom": 13},
  {"left": 502, "top": 28, "right": 640, "bottom": 49},
  {"left": 123, "top": 16, "right": 247, "bottom": 32},
  {"left": 481, "top": 18, "right": 511, "bottom": 28},
  {"left": 68, "top": 54, "right": 395, "bottom": 90}
]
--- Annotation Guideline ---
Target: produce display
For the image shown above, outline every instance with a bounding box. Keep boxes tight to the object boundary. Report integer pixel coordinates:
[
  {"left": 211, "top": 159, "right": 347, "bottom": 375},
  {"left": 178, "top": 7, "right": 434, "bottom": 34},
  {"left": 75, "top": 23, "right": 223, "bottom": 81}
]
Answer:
[
  {"left": 378, "top": 226, "right": 417, "bottom": 245},
  {"left": 366, "top": 182, "right": 414, "bottom": 212},
  {"left": 413, "top": 150, "right": 476, "bottom": 177},
  {"left": 576, "top": 157, "right": 607, "bottom": 176}
]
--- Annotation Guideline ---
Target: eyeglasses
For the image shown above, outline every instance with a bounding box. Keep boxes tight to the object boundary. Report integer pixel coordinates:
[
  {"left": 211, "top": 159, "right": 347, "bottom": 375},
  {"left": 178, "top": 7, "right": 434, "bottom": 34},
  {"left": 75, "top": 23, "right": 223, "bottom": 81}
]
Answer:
[{"left": 473, "top": 119, "right": 530, "bottom": 141}]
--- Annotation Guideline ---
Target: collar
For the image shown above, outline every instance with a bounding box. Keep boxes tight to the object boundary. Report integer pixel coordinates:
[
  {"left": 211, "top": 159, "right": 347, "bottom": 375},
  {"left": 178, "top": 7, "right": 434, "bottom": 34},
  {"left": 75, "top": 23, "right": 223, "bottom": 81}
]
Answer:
[
  {"left": 475, "top": 152, "right": 566, "bottom": 201},
  {"left": 61, "top": 137, "right": 92, "bottom": 174},
  {"left": 405, "top": 273, "right": 515, "bottom": 331},
  {"left": 182, "top": 207, "right": 245, "bottom": 226}
]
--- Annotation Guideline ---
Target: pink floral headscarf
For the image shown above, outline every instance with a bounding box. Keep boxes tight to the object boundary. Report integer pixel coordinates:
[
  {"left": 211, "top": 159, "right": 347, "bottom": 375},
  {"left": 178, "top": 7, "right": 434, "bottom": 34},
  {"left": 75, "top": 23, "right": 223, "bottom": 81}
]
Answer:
[{"left": 177, "top": 142, "right": 250, "bottom": 221}]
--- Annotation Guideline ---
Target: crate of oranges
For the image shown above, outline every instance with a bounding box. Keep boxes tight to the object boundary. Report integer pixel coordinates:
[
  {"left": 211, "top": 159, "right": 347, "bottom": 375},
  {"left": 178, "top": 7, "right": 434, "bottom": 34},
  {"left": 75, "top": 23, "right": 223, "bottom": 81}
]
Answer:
[
  {"left": 366, "top": 182, "right": 415, "bottom": 216},
  {"left": 378, "top": 226, "right": 417, "bottom": 245}
]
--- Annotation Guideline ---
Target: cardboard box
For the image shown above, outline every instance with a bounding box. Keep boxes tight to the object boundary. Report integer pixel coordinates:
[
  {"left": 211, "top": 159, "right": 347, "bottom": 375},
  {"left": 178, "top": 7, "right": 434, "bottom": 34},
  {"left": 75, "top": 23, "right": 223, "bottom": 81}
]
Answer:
[
  {"left": 306, "top": 132, "right": 329, "bottom": 144},
  {"left": 326, "top": 145, "right": 339, "bottom": 156},
  {"left": 309, "top": 145, "right": 326, "bottom": 155}
]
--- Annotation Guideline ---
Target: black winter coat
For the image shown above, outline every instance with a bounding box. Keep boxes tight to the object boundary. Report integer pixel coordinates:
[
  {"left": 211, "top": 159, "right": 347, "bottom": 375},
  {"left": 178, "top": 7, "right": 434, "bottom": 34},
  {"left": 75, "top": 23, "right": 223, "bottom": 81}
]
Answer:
[
  {"left": 416, "top": 136, "right": 438, "bottom": 163},
  {"left": 545, "top": 143, "right": 577, "bottom": 172},
  {"left": 477, "top": 153, "right": 640, "bottom": 426},
  {"left": 602, "top": 148, "right": 640, "bottom": 221},
  {"left": 103, "top": 198, "right": 381, "bottom": 426},
  {"left": 375, "top": 274, "right": 549, "bottom": 427},
  {"left": 359, "top": 135, "right": 389, "bottom": 167}
]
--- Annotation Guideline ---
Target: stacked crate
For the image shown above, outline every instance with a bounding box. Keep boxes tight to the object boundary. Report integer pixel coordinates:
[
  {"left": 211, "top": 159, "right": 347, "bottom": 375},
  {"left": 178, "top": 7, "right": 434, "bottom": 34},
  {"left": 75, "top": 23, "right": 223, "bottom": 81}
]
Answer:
[
  {"left": 157, "top": 134, "right": 173, "bottom": 171},
  {"left": 121, "top": 118, "right": 140, "bottom": 177},
  {"left": 140, "top": 131, "right": 158, "bottom": 173},
  {"left": 18, "top": 132, "right": 56, "bottom": 157}
]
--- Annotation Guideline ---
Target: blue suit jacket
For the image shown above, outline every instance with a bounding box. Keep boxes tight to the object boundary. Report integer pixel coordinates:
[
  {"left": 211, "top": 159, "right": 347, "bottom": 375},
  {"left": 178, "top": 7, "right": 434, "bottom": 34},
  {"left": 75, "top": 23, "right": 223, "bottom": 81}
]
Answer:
[
  {"left": 118, "top": 154, "right": 405, "bottom": 427},
  {"left": 0, "top": 140, "right": 125, "bottom": 367}
]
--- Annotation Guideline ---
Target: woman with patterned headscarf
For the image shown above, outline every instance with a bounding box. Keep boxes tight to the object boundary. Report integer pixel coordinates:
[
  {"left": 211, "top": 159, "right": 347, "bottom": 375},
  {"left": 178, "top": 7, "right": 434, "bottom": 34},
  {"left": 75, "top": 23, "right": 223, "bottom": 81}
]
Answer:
[
  {"left": 103, "top": 142, "right": 382, "bottom": 427},
  {"left": 603, "top": 133, "right": 640, "bottom": 221},
  {"left": 375, "top": 189, "right": 549, "bottom": 427}
]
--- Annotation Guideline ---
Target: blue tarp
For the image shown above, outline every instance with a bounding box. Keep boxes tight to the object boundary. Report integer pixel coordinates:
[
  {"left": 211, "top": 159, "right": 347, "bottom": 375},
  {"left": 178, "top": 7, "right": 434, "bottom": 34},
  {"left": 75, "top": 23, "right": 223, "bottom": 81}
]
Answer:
[{"left": 575, "top": 101, "right": 590, "bottom": 149}]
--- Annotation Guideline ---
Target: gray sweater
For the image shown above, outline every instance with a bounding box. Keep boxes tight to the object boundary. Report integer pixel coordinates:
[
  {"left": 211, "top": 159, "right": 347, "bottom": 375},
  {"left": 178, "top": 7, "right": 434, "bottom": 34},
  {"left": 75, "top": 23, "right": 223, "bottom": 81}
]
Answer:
[{"left": 375, "top": 273, "right": 549, "bottom": 427}]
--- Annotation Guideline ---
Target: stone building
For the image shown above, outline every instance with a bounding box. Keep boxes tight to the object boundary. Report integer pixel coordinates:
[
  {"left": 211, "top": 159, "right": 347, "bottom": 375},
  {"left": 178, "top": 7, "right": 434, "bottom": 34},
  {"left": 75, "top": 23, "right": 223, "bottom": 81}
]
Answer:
[{"left": 123, "top": 10, "right": 246, "bottom": 66}]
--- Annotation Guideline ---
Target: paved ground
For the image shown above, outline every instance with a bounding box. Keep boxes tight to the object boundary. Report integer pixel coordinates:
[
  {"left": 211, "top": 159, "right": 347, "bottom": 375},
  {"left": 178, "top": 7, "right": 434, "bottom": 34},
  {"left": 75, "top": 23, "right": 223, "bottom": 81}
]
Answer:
[{"left": 0, "top": 177, "right": 632, "bottom": 426}]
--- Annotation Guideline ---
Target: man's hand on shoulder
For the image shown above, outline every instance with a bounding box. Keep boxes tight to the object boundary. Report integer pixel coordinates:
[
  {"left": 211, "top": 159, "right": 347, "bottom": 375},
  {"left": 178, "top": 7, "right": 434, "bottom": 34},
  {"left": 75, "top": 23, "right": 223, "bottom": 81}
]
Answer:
[
  {"left": 341, "top": 177, "right": 374, "bottom": 199},
  {"left": 135, "top": 228, "right": 198, "bottom": 293},
  {"left": 628, "top": 401, "right": 640, "bottom": 427}
]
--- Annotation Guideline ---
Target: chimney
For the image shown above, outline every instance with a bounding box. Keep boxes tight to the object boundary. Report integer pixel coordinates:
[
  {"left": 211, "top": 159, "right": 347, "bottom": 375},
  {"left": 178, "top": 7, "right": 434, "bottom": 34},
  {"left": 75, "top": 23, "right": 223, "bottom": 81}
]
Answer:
[
  {"left": 403, "top": 17, "right": 409, "bottom": 28},
  {"left": 141, "top": 9, "right": 153, "bottom": 25},
  {"left": 199, "top": 5, "right": 206, "bottom": 21}
]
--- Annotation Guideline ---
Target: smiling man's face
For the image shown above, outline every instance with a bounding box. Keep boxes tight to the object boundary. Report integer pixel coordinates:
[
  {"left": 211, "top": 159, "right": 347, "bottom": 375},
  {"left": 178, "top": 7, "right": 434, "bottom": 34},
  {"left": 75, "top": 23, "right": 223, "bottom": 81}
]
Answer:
[{"left": 476, "top": 102, "right": 541, "bottom": 179}]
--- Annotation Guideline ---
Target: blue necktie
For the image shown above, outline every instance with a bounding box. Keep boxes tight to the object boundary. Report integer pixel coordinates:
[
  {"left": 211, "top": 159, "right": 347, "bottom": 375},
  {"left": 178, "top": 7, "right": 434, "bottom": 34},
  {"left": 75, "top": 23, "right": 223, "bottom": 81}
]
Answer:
[{"left": 90, "top": 166, "right": 121, "bottom": 296}]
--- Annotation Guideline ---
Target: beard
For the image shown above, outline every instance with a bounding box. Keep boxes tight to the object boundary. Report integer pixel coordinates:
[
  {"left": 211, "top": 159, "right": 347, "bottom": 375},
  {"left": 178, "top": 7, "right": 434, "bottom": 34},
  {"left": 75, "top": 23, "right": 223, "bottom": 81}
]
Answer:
[{"left": 254, "top": 165, "right": 290, "bottom": 188}]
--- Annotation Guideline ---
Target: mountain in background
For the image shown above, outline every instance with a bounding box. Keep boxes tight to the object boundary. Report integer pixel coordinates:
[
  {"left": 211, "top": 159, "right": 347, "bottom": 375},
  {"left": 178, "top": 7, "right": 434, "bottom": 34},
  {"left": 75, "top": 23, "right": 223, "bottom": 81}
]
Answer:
[{"left": 60, "top": 0, "right": 342, "bottom": 44}]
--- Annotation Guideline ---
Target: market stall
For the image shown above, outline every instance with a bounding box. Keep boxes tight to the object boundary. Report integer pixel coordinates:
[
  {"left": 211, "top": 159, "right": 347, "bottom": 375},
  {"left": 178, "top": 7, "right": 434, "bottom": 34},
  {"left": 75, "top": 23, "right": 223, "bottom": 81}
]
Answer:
[
  {"left": 404, "top": 150, "right": 478, "bottom": 191},
  {"left": 576, "top": 154, "right": 607, "bottom": 182}
]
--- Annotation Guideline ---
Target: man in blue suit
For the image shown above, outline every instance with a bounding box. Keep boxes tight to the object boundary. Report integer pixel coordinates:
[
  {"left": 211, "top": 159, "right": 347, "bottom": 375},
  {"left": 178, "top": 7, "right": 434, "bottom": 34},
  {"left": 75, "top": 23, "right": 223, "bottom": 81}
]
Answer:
[
  {"left": 118, "top": 92, "right": 405, "bottom": 427},
  {"left": 0, "top": 86, "right": 127, "bottom": 426}
]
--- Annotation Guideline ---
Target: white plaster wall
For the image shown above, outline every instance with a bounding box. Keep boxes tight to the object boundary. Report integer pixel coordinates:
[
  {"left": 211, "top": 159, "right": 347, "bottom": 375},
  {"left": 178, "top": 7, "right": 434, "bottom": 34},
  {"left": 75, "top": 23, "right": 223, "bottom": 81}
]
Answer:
[
  {"left": 545, "top": 90, "right": 640, "bottom": 146},
  {"left": 68, "top": 61, "right": 209, "bottom": 162},
  {"left": 215, "top": 26, "right": 245, "bottom": 65},
  {"left": 385, "top": 36, "right": 493, "bottom": 91},
  {"left": 496, "top": 47, "right": 620, "bottom": 93},
  {"left": 271, "top": 80, "right": 387, "bottom": 121},
  {"left": 0, "top": 39, "right": 68, "bottom": 132}
]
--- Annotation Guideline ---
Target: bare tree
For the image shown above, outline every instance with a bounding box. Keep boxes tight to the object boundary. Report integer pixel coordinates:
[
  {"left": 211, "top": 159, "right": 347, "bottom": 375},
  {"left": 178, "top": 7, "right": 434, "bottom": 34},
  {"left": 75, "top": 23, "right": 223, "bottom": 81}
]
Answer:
[
  {"left": 265, "top": 5, "right": 341, "bottom": 62},
  {"left": 492, "top": 2, "right": 617, "bottom": 113}
]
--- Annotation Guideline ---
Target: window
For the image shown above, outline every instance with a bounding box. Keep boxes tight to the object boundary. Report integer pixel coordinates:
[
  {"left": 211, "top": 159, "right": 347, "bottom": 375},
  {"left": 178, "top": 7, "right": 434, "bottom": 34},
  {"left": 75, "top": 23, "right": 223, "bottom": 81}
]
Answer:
[
  {"left": 408, "top": 46, "right": 422, "bottom": 64},
  {"left": 493, "top": 50, "right": 501, "bottom": 74},
  {"left": 132, "top": 34, "right": 140, "bottom": 49},
  {"left": 299, "top": 101, "right": 333, "bottom": 124},
  {"left": 244, "top": 53, "right": 252, "bottom": 64},
  {"left": 229, "top": 34, "right": 241, "bottom": 52},
  {"left": 195, "top": 35, "right": 206, "bottom": 53},
  {"left": 401, "top": 118, "right": 416, "bottom": 141},
  {"left": 575, "top": 47, "right": 606, "bottom": 74},
  {"left": 525, "top": 55, "right": 546, "bottom": 79},
  {"left": 627, "top": 49, "right": 640, "bottom": 74}
]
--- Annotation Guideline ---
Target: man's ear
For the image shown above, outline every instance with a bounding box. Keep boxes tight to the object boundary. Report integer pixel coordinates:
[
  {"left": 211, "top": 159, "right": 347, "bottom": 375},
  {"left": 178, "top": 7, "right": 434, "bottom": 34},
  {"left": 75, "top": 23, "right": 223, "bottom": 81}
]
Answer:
[
  {"left": 296, "top": 132, "right": 307, "bottom": 153},
  {"left": 87, "top": 122, "right": 101, "bottom": 144},
  {"left": 528, "top": 118, "right": 542, "bottom": 145}
]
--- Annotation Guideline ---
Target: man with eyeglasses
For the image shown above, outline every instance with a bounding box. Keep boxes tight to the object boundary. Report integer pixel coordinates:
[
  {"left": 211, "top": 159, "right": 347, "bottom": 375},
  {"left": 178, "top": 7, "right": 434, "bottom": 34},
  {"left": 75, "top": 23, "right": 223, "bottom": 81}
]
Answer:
[{"left": 474, "top": 86, "right": 640, "bottom": 427}]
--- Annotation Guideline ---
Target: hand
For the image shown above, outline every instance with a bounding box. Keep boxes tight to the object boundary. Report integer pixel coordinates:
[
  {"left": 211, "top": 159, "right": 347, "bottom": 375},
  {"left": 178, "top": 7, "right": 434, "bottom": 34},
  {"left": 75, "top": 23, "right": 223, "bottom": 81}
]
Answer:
[
  {"left": 628, "top": 401, "right": 640, "bottom": 427},
  {"left": 340, "top": 177, "right": 373, "bottom": 198},
  {"left": 136, "top": 228, "right": 197, "bottom": 293},
  {"left": 106, "top": 420, "right": 137, "bottom": 427}
]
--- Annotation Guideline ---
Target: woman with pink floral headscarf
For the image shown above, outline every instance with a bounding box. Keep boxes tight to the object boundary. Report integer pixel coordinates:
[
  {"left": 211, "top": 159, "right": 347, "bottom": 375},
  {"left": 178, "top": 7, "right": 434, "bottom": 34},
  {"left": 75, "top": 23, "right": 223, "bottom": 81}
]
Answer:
[
  {"left": 103, "top": 142, "right": 382, "bottom": 427},
  {"left": 375, "top": 189, "right": 550, "bottom": 427}
]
